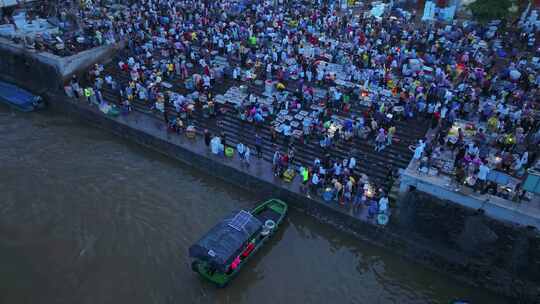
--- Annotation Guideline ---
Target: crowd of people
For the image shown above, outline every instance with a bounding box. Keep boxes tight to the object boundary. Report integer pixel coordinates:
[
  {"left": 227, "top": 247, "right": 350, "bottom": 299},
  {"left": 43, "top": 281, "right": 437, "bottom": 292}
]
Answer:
[{"left": 61, "top": 0, "right": 540, "bottom": 219}]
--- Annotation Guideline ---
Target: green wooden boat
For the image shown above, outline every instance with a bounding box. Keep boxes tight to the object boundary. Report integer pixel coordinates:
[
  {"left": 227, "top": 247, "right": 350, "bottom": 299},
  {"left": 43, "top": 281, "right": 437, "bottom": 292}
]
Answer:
[{"left": 189, "top": 199, "right": 288, "bottom": 287}]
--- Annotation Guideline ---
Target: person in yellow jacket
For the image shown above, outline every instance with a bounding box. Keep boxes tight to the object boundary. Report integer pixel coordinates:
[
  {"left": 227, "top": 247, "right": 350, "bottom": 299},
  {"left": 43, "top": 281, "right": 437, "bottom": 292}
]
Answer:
[
  {"left": 167, "top": 63, "right": 174, "bottom": 78},
  {"left": 504, "top": 133, "right": 516, "bottom": 146},
  {"left": 387, "top": 125, "right": 396, "bottom": 145},
  {"left": 487, "top": 115, "right": 499, "bottom": 132}
]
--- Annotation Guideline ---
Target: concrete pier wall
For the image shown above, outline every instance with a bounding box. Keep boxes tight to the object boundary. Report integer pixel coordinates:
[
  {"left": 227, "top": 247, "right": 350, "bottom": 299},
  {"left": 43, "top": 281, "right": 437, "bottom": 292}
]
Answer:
[
  {"left": 395, "top": 191, "right": 540, "bottom": 300},
  {"left": 399, "top": 168, "right": 540, "bottom": 229},
  {"left": 0, "top": 39, "right": 61, "bottom": 92},
  {"left": 0, "top": 38, "right": 121, "bottom": 92}
]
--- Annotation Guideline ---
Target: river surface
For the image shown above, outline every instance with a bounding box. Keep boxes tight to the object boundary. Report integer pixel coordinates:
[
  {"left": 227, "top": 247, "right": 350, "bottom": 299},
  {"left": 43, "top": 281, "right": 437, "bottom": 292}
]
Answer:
[{"left": 0, "top": 105, "right": 507, "bottom": 304}]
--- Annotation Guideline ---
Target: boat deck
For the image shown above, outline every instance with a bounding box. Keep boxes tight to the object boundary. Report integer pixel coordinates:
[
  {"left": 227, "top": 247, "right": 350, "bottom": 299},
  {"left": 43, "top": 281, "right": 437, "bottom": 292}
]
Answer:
[{"left": 255, "top": 208, "right": 281, "bottom": 224}]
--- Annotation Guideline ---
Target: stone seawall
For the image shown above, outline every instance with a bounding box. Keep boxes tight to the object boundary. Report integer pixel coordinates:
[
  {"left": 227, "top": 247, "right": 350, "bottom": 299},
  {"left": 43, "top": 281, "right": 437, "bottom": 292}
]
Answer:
[
  {"left": 45, "top": 93, "right": 539, "bottom": 303},
  {"left": 396, "top": 191, "right": 540, "bottom": 302},
  {"left": 0, "top": 39, "right": 122, "bottom": 92},
  {"left": 0, "top": 40, "right": 60, "bottom": 92}
]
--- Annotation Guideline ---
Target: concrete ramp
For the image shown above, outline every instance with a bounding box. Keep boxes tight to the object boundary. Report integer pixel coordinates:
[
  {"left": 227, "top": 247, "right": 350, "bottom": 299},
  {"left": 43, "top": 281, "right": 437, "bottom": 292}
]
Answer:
[{"left": 0, "top": 37, "right": 123, "bottom": 91}]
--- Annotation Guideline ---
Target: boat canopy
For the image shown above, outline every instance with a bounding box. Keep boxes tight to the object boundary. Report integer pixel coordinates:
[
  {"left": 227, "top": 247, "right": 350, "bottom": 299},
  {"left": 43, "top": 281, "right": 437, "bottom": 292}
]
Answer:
[{"left": 189, "top": 210, "right": 262, "bottom": 272}]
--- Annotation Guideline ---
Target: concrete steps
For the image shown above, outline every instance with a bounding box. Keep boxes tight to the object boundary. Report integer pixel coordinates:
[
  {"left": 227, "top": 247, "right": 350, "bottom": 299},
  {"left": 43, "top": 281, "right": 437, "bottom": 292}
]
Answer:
[{"left": 90, "top": 59, "right": 430, "bottom": 191}]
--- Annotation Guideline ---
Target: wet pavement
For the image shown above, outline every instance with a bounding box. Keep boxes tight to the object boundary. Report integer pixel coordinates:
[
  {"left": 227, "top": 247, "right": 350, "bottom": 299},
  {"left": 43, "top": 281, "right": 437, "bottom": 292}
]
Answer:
[{"left": 0, "top": 104, "right": 507, "bottom": 304}]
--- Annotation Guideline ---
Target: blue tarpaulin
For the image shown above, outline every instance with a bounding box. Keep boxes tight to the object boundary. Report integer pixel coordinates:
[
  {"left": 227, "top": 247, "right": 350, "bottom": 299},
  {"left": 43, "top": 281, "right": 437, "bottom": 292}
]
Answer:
[
  {"left": 0, "top": 81, "right": 41, "bottom": 112},
  {"left": 486, "top": 170, "right": 512, "bottom": 186},
  {"left": 523, "top": 172, "right": 540, "bottom": 194}
]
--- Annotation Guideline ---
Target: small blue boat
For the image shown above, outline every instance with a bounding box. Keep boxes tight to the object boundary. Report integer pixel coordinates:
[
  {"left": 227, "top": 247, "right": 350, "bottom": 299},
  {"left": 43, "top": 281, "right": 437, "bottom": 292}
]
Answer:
[{"left": 0, "top": 81, "right": 45, "bottom": 112}]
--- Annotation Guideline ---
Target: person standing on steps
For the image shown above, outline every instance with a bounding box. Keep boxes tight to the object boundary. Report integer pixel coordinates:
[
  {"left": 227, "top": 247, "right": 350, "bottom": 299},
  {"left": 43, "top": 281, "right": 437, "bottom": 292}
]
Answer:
[
  {"left": 254, "top": 133, "right": 263, "bottom": 158},
  {"left": 244, "top": 146, "right": 251, "bottom": 168},
  {"left": 310, "top": 172, "right": 320, "bottom": 196},
  {"left": 348, "top": 155, "right": 356, "bottom": 171},
  {"left": 378, "top": 193, "right": 389, "bottom": 214},
  {"left": 270, "top": 128, "right": 277, "bottom": 144},
  {"left": 221, "top": 132, "right": 227, "bottom": 149},
  {"left": 163, "top": 105, "right": 169, "bottom": 126},
  {"left": 204, "top": 129, "right": 211, "bottom": 148},
  {"left": 272, "top": 149, "right": 281, "bottom": 176},
  {"left": 237, "top": 142, "right": 246, "bottom": 162},
  {"left": 375, "top": 128, "right": 387, "bottom": 152},
  {"left": 70, "top": 75, "right": 81, "bottom": 99}
]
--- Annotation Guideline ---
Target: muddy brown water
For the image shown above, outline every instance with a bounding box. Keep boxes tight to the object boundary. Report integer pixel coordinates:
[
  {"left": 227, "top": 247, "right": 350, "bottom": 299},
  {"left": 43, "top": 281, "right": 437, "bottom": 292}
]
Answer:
[{"left": 0, "top": 105, "right": 506, "bottom": 304}]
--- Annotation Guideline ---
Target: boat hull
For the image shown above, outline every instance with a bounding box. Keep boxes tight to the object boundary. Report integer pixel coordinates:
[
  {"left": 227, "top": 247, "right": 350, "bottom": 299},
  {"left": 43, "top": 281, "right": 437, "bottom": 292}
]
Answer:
[
  {"left": 0, "top": 81, "right": 44, "bottom": 112},
  {"left": 191, "top": 199, "right": 288, "bottom": 287}
]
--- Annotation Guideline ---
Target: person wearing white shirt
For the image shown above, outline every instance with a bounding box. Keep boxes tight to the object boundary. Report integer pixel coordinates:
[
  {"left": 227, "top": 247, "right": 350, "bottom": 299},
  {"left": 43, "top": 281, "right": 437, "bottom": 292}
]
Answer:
[
  {"left": 311, "top": 173, "right": 320, "bottom": 195},
  {"left": 467, "top": 143, "right": 479, "bottom": 157},
  {"left": 520, "top": 152, "right": 529, "bottom": 167},
  {"left": 513, "top": 152, "right": 528, "bottom": 172},
  {"left": 348, "top": 157, "right": 356, "bottom": 170},
  {"left": 378, "top": 195, "right": 389, "bottom": 213},
  {"left": 218, "top": 38, "right": 224, "bottom": 50},
  {"left": 427, "top": 102, "right": 435, "bottom": 114},
  {"left": 198, "top": 58, "right": 206, "bottom": 68},
  {"left": 497, "top": 103, "right": 509, "bottom": 117},
  {"left": 441, "top": 106, "right": 448, "bottom": 119},
  {"left": 237, "top": 142, "right": 245, "bottom": 159},
  {"left": 211, "top": 137, "right": 222, "bottom": 155},
  {"left": 413, "top": 140, "right": 425, "bottom": 161},
  {"left": 333, "top": 163, "right": 342, "bottom": 177},
  {"left": 244, "top": 146, "right": 251, "bottom": 167},
  {"left": 317, "top": 69, "right": 324, "bottom": 83},
  {"left": 173, "top": 94, "right": 184, "bottom": 112},
  {"left": 319, "top": 166, "right": 326, "bottom": 180},
  {"left": 333, "top": 90, "right": 342, "bottom": 102},
  {"left": 105, "top": 75, "right": 113, "bottom": 86},
  {"left": 477, "top": 163, "right": 490, "bottom": 192},
  {"left": 511, "top": 109, "right": 522, "bottom": 123},
  {"left": 266, "top": 63, "right": 272, "bottom": 79},
  {"left": 272, "top": 150, "right": 281, "bottom": 176},
  {"left": 306, "top": 69, "right": 312, "bottom": 82},
  {"left": 203, "top": 74, "right": 211, "bottom": 88}
]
